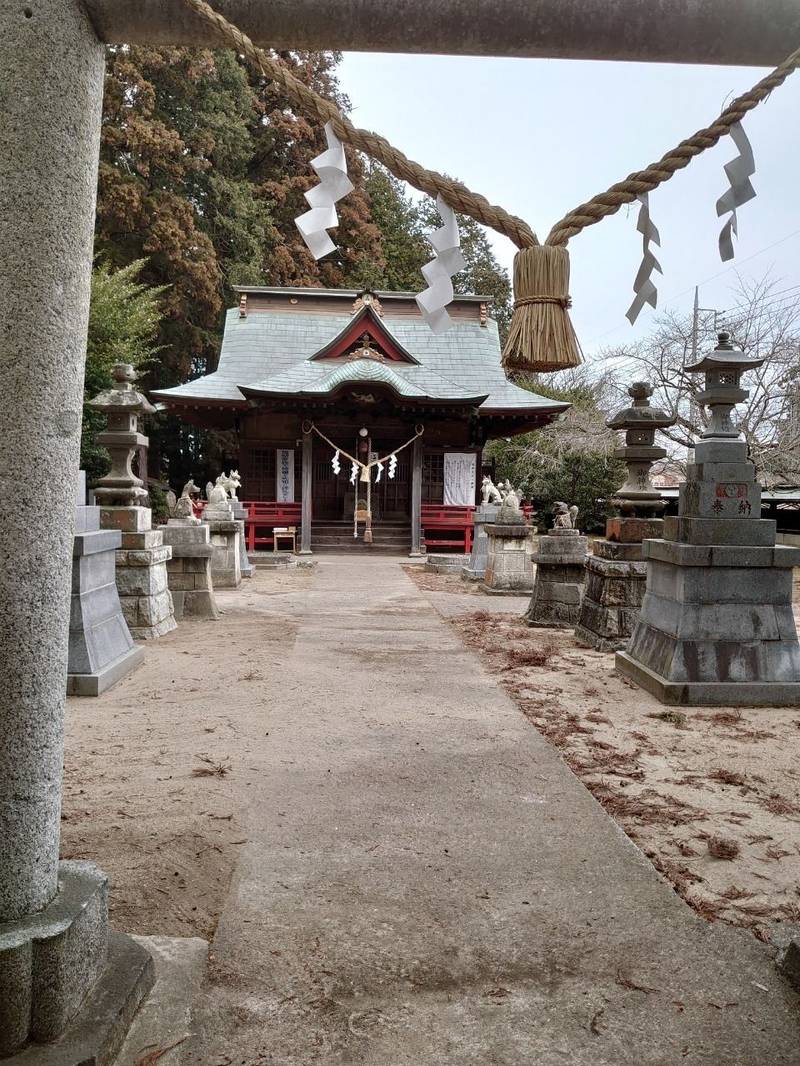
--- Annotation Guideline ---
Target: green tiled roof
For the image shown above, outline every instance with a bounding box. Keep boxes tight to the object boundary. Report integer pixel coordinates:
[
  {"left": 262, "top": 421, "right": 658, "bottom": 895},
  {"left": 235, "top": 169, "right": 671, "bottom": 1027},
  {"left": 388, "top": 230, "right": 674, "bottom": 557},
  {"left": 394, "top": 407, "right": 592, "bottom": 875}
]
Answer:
[{"left": 153, "top": 306, "right": 568, "bottom": 416}]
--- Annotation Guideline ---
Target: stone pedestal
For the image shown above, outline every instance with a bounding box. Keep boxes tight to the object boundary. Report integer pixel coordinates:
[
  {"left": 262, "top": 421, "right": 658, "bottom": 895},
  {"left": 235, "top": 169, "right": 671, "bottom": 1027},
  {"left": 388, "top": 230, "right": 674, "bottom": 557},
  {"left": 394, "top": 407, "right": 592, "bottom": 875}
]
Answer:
[
  {"left": 162, "top": 520, "right": 220, "bottom": 620},
  {"left": 204, "top": 502, "right": 243, "bottom": 589},
  {"left": 618, "top": 334, "right": 800, "bottom": 705},
  {"left": 482, "top": 522, "right": 535, "bottom": 594},
  {"left": 525, "top": 528, "right": 589, "bottom": 627},
  {"left": 617, "top": 438, "right": 800, "bottom": 705},
  {"left": 574, "top": 517, "right": 663, "bottom": 652},
  {"left": 229, "top": 498, "right": 255, "bottom": 578},
  {"left": 462, "top": 503, "right": 500, "bottom": 581},
  {"left": 103, "top": 507, "right": 177, "bottom": 640},
  {"left": 67, "top": 473, "right": 144, "bottom": 695}
]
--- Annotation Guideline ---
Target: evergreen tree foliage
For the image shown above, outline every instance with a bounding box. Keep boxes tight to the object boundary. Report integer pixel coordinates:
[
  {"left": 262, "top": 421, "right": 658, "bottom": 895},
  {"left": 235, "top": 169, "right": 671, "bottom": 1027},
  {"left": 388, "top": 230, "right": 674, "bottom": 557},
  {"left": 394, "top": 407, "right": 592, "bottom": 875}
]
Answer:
[
  {"left": 94, "top": 49, "right": 514, "bottom": 485},
  {"left": 487, "top": 369, "right": 625, "bottom": 533},
  {"left": 83, "top": 260, "right": 166, "bottom": 485}
]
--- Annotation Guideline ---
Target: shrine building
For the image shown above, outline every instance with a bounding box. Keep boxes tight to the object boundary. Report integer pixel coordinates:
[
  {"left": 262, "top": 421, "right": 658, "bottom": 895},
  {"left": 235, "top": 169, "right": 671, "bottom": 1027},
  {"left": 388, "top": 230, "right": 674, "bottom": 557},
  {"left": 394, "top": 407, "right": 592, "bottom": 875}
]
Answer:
[{"left": 152, "top": 286, "right": 568, "bottom": 553}]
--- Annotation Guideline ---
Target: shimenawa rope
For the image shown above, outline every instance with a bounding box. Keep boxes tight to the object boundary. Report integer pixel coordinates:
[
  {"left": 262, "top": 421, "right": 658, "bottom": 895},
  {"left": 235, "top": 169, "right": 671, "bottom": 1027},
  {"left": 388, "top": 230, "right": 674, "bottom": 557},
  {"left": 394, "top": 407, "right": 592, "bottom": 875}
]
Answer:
[{"left": 180, "top": 0, "right": 800, "bottom": 372}]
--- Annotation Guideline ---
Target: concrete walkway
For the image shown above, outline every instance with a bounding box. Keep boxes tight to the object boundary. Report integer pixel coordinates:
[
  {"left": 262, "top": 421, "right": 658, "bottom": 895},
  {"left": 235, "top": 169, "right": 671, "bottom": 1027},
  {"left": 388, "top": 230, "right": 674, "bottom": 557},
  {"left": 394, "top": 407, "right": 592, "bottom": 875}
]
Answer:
[{"left": 188, "top": 556, "right": 800, "bottom": 1065}]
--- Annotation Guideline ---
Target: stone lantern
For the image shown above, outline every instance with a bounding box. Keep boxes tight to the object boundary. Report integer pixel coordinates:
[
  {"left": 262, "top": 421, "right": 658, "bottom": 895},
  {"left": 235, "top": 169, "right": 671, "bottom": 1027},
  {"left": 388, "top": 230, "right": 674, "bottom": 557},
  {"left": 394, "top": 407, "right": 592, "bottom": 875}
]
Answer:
[
  {"left": 88, "top": 363, "right": 177, "bottom": 639},
  {"left": 88, "top": 362, "right": 155, "bottom": 511},
  {"left": 574, "top": 381, "right": 675, "bottom": 651},
  {"left": 607, "top": 382, "right": 673, "bottom": 519},
  {"left": 684, "top": 329, "right": 765, "bottom": 439},
  {"left": 616, "top": 334, "right": 800, "bottom": 705}
]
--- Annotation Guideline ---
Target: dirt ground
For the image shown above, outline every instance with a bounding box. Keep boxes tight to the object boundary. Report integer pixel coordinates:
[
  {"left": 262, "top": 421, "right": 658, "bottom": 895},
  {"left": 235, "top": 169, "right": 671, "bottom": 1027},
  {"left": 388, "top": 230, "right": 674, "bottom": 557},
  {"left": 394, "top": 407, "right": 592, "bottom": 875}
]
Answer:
[
  {"left": 62, "top": 561, "right": 800, "bottom": 954},
  {"left": 61, "top": 567, "right": 313, "bottom": 940},
  {"left": 406, "top": 565, "right": 800, "bottom": 946}
]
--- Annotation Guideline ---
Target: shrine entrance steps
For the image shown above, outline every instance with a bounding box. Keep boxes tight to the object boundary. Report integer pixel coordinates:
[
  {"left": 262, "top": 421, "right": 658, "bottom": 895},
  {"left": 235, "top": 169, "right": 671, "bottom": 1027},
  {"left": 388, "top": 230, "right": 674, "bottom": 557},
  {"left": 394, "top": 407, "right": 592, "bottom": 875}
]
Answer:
[{"left": 312, "top": 518, "right": 410, "bottom": 554}]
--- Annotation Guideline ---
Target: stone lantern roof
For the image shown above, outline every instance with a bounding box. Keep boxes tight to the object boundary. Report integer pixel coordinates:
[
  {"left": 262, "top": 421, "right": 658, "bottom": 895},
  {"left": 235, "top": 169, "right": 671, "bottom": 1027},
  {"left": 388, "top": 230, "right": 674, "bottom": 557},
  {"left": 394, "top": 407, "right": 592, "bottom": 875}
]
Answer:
[
  {"left": 88, "top": 362, "right": 156, "bottom": 416},
  {"left": 683, "top": 330, "right": 764, "bottom": 375},
  {"left": 607, "top": 381, "right": 674, "bottom": 432}
]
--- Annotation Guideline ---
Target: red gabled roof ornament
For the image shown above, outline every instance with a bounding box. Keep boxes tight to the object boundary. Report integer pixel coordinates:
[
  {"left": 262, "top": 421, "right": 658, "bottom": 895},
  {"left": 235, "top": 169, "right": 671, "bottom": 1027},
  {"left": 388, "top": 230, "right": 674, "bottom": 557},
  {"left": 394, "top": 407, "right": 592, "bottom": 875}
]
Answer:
[{"left": 310, "top": 301, "right": 419, "bottom": 364}]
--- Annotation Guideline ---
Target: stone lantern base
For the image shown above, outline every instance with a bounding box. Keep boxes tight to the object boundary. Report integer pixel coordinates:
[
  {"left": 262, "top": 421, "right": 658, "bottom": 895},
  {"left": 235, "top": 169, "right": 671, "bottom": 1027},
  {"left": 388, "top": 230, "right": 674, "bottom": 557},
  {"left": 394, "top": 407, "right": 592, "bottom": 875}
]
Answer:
[
  {"left": 67, "top": 475, "right": 144, "bottom": 695},
  {"left": 616, "top": 437, "right": 800, "bottom": 705},
  {"left": 574, "top": 517, "right": 663, "bottom": 652},
  {"left": 102, "top": 507, "right": 177, "bottom": 640},
  {"left": 525, "top": 528, "right": 588, "bottom": 627},
  {"left": 482, "top": 522, "right": 535, "bottom": 594}
]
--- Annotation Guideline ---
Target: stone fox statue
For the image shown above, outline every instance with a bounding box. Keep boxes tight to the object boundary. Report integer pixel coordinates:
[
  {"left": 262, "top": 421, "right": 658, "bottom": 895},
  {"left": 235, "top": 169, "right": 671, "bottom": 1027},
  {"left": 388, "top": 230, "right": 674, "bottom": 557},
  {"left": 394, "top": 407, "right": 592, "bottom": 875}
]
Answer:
[
  {"left": 171, "top": 478, "right": 201, "bottom": 523},
  {"left": 553, "top": 502, "right": 579, "bottom": 530},
  {"left": 206, "top": 474, "right": 229, "bottom": 507},
  {"left": 481, "top": 476, "right": 503, "bottom": 505}
]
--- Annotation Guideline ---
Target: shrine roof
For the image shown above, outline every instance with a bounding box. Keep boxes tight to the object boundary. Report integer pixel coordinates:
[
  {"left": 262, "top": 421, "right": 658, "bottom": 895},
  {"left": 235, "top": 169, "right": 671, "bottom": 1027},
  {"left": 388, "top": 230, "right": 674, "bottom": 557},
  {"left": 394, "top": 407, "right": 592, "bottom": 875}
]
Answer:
[{"left": 151, "top": 289, "right": 569, "bottom": 418}]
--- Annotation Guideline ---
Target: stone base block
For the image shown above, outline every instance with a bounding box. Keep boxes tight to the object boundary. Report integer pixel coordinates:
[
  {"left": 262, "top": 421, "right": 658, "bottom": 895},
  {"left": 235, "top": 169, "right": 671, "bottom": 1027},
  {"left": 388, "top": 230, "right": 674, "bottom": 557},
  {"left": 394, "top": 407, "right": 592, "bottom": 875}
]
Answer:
[
  {"left": 616, "top": 651, "right": 800, "bottom": 707},
  {"left": 0, "top": 862, "right": 109, "bottom": 1054},
  {"left": 100, "top": 507, "right": 151, "bottom": 534},
  {"left": 67, "top": 645, "right": 144, "bottom": 697},
  {"left": 68, "top": 525, "right": 142, "bottom": 696},
  {"left": 229, "top": 503, "right": 255, "bottom": 578},
  {"left": 483, "top": 525, "right": 535, "bottom": 592},
  {"left": 525, "top": 599, "right": 583, "bottom": 627},
  {"left": 5, "top": 931, "right": 154, "bottom": 1066}
]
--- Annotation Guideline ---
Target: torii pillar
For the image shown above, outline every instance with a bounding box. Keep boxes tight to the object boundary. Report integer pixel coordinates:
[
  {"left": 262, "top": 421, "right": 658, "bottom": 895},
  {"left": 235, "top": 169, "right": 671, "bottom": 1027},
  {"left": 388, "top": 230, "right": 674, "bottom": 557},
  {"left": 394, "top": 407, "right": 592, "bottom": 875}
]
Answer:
[{"left": 0, "top": 2, "right": 152, "bottom": 1060}]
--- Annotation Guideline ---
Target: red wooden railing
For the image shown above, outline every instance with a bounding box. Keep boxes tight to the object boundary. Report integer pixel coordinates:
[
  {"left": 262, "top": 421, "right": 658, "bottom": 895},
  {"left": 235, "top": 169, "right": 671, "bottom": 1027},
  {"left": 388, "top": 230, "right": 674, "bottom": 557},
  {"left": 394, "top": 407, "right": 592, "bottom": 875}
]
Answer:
[
  {"left": 421, "top": 504, "right": 475, "bottom": 554},
  {"left": 240, "top": 501, "right": 302, "bottom": 552}
]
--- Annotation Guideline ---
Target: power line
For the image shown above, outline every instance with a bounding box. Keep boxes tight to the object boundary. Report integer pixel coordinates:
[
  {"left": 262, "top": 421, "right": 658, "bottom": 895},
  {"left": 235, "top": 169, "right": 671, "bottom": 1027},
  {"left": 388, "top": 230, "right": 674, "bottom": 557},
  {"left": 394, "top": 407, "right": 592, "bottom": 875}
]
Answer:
[{"left": 586, "top": 228, "right": 800, "bottom": 346}]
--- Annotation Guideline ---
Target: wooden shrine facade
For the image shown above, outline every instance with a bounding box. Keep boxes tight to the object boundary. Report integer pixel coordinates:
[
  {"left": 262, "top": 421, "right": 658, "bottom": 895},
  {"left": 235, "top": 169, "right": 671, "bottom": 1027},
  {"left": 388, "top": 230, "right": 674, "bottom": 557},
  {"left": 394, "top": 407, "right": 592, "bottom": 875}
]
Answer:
[{"left": 152, "top": 286, "right": 568, "bottom": 553}]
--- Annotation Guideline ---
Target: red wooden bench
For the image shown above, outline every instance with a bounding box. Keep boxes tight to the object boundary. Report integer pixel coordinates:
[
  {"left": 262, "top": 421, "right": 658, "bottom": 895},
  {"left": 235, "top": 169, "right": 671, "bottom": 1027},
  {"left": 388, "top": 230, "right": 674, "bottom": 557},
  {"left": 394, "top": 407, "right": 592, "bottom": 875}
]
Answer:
[
  {"left": 421, "top": 504, "right": 475, "bottom": 554},
  {"left": 241, "top": 501, "right": 303, "bottom": 552}
]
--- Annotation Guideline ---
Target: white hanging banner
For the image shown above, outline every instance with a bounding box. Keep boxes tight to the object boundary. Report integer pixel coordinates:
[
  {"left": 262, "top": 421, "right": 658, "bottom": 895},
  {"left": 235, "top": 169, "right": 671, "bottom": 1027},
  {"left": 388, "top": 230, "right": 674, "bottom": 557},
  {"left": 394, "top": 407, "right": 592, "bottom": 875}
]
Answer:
[
  {"left": 276, "top": 449, "right": 295, "bottom": 502},
  {"left": 716, "top": 121, "right": 756, "bottom": 263},
  {"left": 295, "top": 121, "right": 354, "bottom": 260},
  {"left": 415, "top": 195, "right": 466, "bottom": 334},
  {"left": 443, "top": 452, "right": 477, "bottom": 506}
]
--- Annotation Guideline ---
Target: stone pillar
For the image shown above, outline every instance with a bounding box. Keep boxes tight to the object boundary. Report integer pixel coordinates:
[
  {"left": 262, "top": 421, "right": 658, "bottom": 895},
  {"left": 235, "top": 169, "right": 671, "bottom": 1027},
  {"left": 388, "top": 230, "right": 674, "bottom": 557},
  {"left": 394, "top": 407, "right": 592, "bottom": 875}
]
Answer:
[
  {"left": 617, "top": 333, "right": 800, "bottom": 705},
  {"left": 526, "top": 528, "right": 589, "bottom": 627},
  {"left": 162, "top": 519, "right": 220, "bottom": 620},
  {"left": 300, "top": 431, "right": 313, "bottom": 555},
  {"left": 229, "top": 497, "right": 255, "bottom": 577},
  {"left": 204, "top": 499, "right": 243, "bottom": 588},
  {"left": 462, "top": 503, "right": 500, "bottom": 581},
  {"left": 574, "top": 382, "right": 675, "bottom": 651},
  {"left": 410, "top": 435, "right": 424, "bottom": 557},
  {"left": 0, "top": 4, "right": 153, "bottom": 1056},
  {"left": 482, "top": 520, "right": 536, "bottom": 593},
  {"left": 106, "top": 507, "right": 178, "bottom": 639},
  {"left": 67, "top": 472, "right": 144, "bottom": 695}
]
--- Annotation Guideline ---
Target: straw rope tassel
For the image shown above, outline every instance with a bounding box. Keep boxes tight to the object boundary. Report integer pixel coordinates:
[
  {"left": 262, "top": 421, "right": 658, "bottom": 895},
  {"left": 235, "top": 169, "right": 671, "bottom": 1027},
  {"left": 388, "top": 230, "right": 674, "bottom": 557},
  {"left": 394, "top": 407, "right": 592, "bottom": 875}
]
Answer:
[{"left": 502, "top": 245, "right": 582, "bottom": 373}]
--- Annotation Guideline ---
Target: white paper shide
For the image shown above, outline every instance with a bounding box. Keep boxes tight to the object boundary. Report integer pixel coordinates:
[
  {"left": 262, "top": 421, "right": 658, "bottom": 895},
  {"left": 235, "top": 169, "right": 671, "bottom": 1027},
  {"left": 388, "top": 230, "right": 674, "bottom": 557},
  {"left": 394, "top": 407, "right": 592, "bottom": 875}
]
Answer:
[
  {"left": 415, "top": 195, "right": 466, "bottom": 334},
  {"left": 295, "top": 121, "right": 354, "bottom": 260}
]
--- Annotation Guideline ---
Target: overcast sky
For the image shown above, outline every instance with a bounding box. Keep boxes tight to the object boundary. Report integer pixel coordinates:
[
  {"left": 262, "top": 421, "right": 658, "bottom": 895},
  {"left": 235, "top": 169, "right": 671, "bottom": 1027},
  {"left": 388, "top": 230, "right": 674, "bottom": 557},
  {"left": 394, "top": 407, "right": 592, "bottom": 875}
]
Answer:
[{"left": 338, "top": 52, "right": 800, "bottom": 360}]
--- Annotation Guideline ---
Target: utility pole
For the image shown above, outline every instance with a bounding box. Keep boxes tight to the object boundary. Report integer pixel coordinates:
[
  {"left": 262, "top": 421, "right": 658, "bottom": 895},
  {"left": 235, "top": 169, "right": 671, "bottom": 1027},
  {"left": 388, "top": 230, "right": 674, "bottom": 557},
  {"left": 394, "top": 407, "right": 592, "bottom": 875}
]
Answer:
[{"left": 686, "top": 287, "right": 720, "bottom": 460}]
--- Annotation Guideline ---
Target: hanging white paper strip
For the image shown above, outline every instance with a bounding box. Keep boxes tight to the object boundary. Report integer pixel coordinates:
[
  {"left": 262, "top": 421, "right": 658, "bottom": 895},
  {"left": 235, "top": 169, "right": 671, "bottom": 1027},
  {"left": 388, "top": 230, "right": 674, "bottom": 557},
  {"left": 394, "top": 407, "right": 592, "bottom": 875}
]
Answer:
[
  {"left": 349, "top": 460, "right": 359, "bottom": 485},
  {"left": 716, "top": 121, "right": 756, "bottom": 263},
  {"left": 388, "top": 454, "right": 398, "bottom": 480},
  {"left": 415, "top": 195, "right": 466, "bottom": 334},
  {"left": 331, "top": 449, "right": 341, "bottom": 475},
  {"left": 295, "top": 121, "right": 354, "bottom": 260},
  {"left": 626, "top": 193, "right": 662, "bottom": 325}
]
